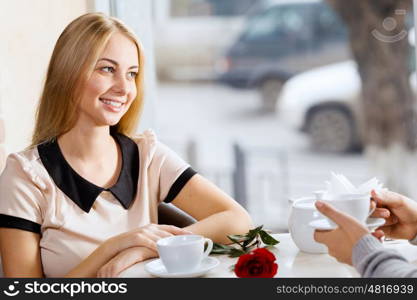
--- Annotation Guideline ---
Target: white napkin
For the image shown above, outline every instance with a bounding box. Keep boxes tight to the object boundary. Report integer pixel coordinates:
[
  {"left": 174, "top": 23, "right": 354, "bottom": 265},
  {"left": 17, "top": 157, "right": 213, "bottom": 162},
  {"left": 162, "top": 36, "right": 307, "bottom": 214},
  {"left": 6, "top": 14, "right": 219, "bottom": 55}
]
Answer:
[{"left": 319, "top": 172, "right": 385, "bottom": 201}]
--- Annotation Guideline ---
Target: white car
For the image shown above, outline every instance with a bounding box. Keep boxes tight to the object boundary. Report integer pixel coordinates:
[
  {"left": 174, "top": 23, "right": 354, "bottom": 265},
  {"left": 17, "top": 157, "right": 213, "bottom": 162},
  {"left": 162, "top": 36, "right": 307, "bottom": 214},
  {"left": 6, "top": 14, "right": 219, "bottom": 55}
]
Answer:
[{"left": 277, "top": 60, "right": 416, "bottom": 152}]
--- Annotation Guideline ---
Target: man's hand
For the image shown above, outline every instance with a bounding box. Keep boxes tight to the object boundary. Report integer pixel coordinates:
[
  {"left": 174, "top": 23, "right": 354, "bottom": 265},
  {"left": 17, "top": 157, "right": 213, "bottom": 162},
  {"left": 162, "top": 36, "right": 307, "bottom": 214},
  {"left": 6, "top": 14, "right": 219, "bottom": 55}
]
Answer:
[
  {"left": 313, "top": 200, "right": 370, "bottom": 265},
  {"left": 370, "top": 190, "right": 417, "bottom": 240}
]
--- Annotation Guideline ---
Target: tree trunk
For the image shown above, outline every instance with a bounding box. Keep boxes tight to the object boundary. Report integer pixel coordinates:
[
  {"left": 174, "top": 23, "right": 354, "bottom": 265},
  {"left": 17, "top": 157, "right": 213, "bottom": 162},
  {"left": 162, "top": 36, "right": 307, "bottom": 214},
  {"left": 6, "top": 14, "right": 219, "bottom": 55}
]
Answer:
[{"left": 327, "top": 0, "right": 417, "bottom": 197}]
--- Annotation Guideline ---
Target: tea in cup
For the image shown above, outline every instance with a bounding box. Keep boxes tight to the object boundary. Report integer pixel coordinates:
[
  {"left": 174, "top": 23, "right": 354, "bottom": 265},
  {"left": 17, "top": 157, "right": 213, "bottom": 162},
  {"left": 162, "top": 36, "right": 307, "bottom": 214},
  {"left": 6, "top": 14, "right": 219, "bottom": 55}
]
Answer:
[
  {"left": 157, "top": 234, "right": 213, "bottom": 273},
  {"left": 320, "top": 193, "right": 374, "bottom": 226}
]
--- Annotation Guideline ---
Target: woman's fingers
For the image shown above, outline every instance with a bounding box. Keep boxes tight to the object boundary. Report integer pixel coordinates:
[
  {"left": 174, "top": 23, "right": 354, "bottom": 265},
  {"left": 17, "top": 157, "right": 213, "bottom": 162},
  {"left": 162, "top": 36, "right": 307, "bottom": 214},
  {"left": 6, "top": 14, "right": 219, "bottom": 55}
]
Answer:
[
  {"left": 111, "top": 224, "right": 192, "bottom": 256},
  {"left": 157, "top": 224, "right": 193, "bottom": 235},
  {"left": 97, "top": 247, "right": 157, "bottom": 277},
  {"left": 130, "top": 232, "right": 158, "bottom": 252},
  {"left": 142, "top": 225, "right": 188, "bottom": 243}
]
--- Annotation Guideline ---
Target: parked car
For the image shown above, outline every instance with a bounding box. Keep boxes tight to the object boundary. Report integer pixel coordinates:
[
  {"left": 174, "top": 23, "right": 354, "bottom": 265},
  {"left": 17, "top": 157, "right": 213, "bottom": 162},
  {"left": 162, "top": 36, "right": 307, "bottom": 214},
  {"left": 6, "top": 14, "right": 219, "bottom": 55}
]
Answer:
[
  {"left": 216, "top": 0, "right": 349, "bottom": 110},
  {"left": 277, "top": 60, "right": 417, "bottom": 153}
]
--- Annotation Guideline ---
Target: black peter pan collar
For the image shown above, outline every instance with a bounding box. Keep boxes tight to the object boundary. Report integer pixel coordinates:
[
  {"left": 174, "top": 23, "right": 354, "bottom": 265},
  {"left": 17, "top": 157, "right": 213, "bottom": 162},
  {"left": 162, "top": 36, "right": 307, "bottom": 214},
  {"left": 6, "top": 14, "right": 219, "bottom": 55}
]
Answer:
[{"left": 37, "top": 132, "right": 139, "bottom": 213}]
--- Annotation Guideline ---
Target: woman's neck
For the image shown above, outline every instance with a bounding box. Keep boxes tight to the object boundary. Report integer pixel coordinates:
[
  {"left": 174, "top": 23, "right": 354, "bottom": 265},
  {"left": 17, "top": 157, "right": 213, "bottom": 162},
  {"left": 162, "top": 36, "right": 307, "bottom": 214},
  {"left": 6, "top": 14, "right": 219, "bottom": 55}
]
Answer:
[{"left": 57, "top": 125, "right": 116, "bottom": 163}]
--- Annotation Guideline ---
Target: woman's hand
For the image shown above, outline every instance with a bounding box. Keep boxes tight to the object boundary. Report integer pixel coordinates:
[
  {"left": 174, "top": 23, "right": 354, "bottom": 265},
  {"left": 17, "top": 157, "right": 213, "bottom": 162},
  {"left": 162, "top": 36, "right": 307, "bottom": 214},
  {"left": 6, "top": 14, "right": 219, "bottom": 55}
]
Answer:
[
  {"left": 370, "top": 189, "right": 417, "bottom": 240},
  {"left": 65, "top": 224, "right": 192, "bottom": 278},
  {"left": 313, "top": 200, "right": 370, "bottom": 265},
  {"left": 104, "top": 224, "right": 192, "bottom": 256},
  {"left": 96, "top": 224, "right": 192, "bottom": 277},
  {"left": 97, "top": 246, "right": 157, "bottom": 277}
]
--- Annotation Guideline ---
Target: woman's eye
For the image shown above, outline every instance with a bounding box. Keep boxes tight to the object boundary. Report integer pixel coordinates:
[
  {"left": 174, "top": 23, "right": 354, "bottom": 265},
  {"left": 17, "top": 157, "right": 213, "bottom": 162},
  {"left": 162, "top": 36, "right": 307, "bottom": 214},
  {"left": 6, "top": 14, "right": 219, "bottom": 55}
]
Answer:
[
  {"left": 101, "top": 66, "right": 115, "bottom": 73},
  {"left": 128, "top": 71, "right": 138, "bottom": 79}
]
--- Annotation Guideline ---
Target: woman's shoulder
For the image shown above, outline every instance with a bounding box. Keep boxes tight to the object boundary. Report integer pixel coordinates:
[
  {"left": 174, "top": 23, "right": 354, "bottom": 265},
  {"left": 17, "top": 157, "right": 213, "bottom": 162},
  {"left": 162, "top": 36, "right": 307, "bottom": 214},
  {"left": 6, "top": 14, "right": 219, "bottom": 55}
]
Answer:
[
  {"left": 129, "top": 129, "right": 180, "bottom": 165},
  {"left": 130, "top": 129, "right": 159, "bottom": 155},
  {"left": 131, "top": 128, "right": 157, "bottom": 143},
  {"left": 0, "top": 146, "right": 47, "bottom": 190},
  {"left": 3, "top": 146, "right": 41, "bottom": 170}
]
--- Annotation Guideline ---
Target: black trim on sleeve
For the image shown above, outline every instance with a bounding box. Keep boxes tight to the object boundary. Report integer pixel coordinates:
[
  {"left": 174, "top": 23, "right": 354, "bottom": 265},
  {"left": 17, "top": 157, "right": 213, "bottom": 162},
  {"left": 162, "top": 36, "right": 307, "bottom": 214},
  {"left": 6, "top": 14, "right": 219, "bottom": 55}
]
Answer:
[
  {"left": 0, "top": 214, "right": 41, "bottom": 234},
  {"left": 163, "top": 167, "right": 197, "bottom": 203}
]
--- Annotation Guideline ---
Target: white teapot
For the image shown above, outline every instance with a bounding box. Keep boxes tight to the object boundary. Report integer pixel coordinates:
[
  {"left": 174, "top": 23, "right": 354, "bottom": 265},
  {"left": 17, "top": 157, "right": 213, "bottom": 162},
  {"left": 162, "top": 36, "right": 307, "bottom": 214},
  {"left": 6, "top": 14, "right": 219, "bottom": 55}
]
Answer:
[{"left": 288, "top": 197, "right": 328, "bottom": 254}]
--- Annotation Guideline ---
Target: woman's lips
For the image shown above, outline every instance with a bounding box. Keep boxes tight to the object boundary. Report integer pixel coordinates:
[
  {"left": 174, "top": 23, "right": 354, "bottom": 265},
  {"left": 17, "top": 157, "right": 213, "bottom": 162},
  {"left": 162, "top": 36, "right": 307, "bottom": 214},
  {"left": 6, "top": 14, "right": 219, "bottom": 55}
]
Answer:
[{"left": 99, "top": 98, "right": 125, "bottom": 112}]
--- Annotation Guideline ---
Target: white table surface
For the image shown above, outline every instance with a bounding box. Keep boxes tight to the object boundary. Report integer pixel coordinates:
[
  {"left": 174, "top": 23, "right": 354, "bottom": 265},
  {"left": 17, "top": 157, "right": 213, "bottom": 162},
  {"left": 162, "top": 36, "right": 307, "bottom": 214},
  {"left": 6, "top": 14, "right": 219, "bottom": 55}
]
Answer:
[{"left": 119, "top": 233, "right": 417, "bottom": 278}]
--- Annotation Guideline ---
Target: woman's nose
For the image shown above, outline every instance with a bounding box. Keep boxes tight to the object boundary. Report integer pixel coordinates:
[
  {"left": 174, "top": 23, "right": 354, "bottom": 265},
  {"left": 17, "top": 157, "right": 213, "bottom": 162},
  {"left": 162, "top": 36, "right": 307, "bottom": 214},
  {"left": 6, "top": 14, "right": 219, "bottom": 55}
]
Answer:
[{"left": 112, "top": 74, "right": 129, "bottom": 95}]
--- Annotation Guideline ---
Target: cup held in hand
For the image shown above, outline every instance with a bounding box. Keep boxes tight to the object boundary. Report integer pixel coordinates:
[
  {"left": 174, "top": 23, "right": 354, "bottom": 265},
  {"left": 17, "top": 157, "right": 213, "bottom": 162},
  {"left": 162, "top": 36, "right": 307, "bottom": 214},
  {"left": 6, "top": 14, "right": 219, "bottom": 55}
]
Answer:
[
  {"left": 157, "top": 235, "right": 213, "bottom": 273},
  {"left": 321, "top": 193, "right": 374, "bottom": 227}
]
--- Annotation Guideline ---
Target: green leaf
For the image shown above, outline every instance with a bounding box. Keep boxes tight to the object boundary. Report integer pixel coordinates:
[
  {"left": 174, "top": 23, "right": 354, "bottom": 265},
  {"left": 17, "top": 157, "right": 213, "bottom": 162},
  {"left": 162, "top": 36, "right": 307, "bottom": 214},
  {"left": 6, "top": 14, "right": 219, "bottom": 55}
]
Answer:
[
  {"left": 242, "top": 225, "right": 263, "bottom": 247},
  {"left": 244, "top": 243, "right": 258, "bottom": 253},
  {"left": 248, "top": 225, "right": 263, "bottom": 238},
  {"left": 259, "top": 230, "right": 279, "bottom": 246},
  {"left": 228, "top": 248, "right": 247, "bottom": 258},
  {"left": 210, "top": 243, "right": 235, "bottom": 255},
  {"left": 213, "top": 243, "right": 233, "bottom": 249},
  {"left": 211, "top": 225, "right": 278, "bottom": 257},
  {"left": 227, "top": 234, "right": 250, "bottom": 244}
]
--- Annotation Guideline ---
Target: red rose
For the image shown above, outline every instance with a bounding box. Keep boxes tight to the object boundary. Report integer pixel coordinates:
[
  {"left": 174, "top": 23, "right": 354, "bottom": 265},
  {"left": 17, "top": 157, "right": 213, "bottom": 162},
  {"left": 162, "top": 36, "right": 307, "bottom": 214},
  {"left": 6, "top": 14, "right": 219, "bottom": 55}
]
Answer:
[{"left": 234, "top": 248, "right": 278, "bottom": 278}]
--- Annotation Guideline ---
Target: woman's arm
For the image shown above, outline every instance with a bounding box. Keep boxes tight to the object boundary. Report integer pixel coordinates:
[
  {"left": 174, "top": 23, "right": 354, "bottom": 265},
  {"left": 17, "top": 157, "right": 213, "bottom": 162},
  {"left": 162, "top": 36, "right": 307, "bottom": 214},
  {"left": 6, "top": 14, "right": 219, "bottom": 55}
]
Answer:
[
  {"left": 97, "top": 174, "right": 254, "bottom": 277},
  {"left": 65, "top": 224, "right": 190, "bottom": 277},
  {"left": 0, "top": 224, "right": 189, "bottom": 278},
  {"left": 0, "top": 228, "right": 44, "bottom": 277},
  {"left": 0, "top": 227, "right": 118, "bottom": 278},
  {"left": 171, "top": 174, "right": 253, "bottom": 244}
]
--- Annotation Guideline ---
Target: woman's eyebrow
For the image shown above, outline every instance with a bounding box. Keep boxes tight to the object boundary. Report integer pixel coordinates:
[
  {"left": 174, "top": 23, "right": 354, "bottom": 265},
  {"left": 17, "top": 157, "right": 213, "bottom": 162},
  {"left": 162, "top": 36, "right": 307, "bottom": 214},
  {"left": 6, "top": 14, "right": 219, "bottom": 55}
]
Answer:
[{"left": 97, "top": 58, "right": 138, "bottom": 69}]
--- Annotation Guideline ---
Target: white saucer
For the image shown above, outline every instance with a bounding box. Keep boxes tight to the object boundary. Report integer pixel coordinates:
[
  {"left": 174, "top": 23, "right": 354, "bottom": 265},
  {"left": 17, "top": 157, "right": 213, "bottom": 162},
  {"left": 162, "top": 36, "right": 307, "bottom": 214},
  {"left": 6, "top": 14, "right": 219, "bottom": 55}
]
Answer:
[
  {"left": 144, "top": 257, "right": 219, "bottom": 278},
  {"left": 309, "top": 217, "right": 385, "bottom": 230}
]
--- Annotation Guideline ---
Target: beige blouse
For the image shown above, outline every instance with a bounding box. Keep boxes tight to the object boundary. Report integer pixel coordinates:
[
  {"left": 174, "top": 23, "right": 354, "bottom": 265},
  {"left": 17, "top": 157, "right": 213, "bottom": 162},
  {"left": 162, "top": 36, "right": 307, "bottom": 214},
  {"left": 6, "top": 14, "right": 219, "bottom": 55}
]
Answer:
[{"left": 0, "top": 129, "right": 196, "bottom": 277}]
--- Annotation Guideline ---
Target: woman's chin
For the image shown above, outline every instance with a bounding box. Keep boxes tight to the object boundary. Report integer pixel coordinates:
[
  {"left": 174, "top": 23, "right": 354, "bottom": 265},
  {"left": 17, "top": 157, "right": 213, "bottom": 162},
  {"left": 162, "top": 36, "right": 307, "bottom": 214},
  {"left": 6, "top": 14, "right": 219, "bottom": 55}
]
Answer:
[
  {"left": 106, "top": 119, "right": 122, "bottom": 127},
  {"left": 95, "top": 117, "right": 122, "bottom": 127}
]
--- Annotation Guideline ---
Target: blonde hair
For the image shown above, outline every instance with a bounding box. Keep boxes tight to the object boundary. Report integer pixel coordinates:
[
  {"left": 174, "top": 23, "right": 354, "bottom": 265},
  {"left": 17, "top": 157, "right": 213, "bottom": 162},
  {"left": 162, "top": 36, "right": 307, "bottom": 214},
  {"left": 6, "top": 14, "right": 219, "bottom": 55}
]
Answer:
[{"left": 30, "top": 12, "right": 145, "bottom": 147}]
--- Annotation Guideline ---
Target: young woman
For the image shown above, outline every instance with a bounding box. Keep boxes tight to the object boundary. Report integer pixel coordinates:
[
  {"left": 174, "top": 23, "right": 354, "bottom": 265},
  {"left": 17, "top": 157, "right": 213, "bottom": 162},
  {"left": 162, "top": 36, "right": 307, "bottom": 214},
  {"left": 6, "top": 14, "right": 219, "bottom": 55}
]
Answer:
[{"left": 0, "top": 13, "right": 252, "bottom": 278}]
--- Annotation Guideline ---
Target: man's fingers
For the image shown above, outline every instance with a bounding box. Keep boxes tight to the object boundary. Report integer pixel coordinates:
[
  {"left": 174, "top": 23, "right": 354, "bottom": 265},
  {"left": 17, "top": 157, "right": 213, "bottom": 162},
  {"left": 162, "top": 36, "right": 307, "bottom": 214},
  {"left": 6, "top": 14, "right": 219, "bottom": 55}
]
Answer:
[
  {"left": 371, "top": 207, "right": 390, "bottom": 218},
  {"left": 371, "top": 189, "right": 405, "bottom": 209},
  {"left": 371, "top": 230, "right": 385, "bottom": 242},
  {"left": 376, "top": 224, "right": 394, "bottom": 237},
  {"left": 314, "top": 230, "right": 331, "bottom": 244},
  {"left": 381, "top": 215, "right": 398, "bottom": 226},
  {"left": 370, "top": 199, "right": 376, "bottom": 212},
  {"left": 315, "top": 201, "right": 358, "bottom": 229}
]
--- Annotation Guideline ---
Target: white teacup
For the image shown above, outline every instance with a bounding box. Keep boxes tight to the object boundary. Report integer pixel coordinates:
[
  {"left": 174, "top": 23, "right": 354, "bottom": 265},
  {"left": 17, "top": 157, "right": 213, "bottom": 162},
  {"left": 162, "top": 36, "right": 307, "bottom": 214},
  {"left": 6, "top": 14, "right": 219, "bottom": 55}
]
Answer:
[
  {"left": 320, "top": 193, "right": 374, "bottom": 226},
  {"left": 157, "top": 235, "right": 213, "bottom": 273}
]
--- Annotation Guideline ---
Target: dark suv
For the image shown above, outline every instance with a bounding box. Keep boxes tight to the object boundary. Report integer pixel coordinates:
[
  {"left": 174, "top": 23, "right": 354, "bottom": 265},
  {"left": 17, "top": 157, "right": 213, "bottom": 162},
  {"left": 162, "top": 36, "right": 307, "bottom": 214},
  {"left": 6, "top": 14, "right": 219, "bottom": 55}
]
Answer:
[{"left": 216, "top": 0, "right": 350, "bottom": 110}]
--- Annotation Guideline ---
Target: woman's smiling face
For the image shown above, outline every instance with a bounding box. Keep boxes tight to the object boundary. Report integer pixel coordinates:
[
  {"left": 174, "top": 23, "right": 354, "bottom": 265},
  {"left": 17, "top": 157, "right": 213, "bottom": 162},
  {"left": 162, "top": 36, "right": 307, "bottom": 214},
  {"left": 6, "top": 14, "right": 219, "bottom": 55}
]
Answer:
[{"left": 77, "top": 32, "right": 139, "bottom": 128}]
